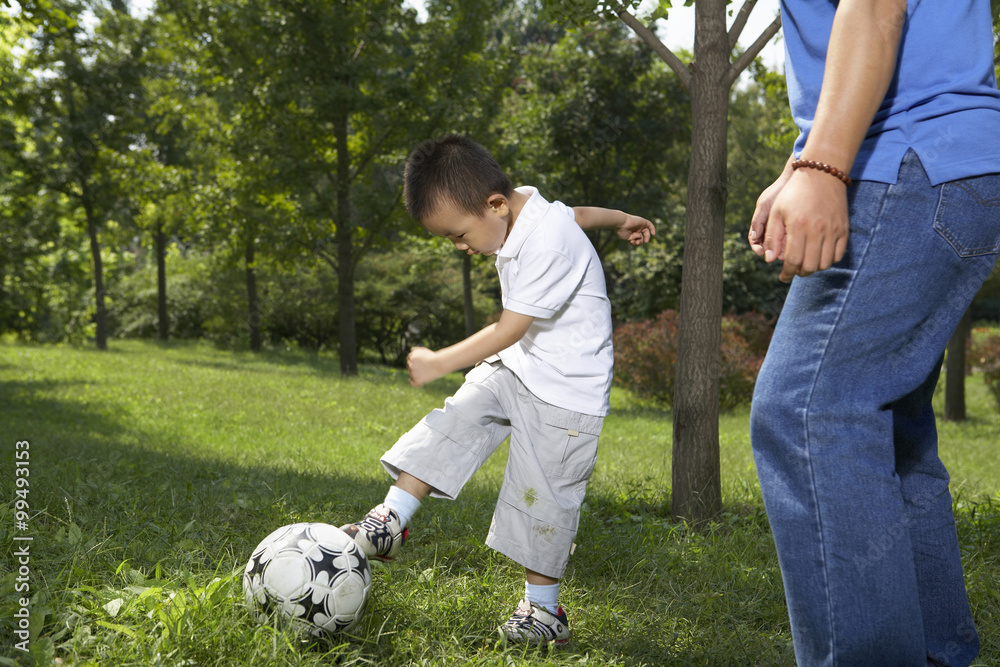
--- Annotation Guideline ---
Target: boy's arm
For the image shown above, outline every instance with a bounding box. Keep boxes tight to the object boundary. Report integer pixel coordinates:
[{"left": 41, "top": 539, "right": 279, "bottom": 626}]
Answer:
[
  {"left": 407, "top": 310, "right": 534, "bottom": 387},
  {"left": 573, "top": 206, "right": 656, "bottom": 246}
]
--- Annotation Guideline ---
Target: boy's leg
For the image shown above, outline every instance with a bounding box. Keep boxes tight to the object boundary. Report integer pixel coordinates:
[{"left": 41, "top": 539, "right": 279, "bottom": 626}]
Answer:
[
  {"left": 394, "top": 472, "right": 432, "bottom": 505},
  {"left": 339, "top": 474, "right": 430, "bottom": 561},
  {"left": 525, "top": 569, "right": 557, "bottom": 587},
  {"left": 343, "top": 362, "right": 512, "bottom": 561},
  {"left": 486, "top": 390, "right": 602, "bottom": 582},
  {"left": 524, "top": 568, "right": 559, "bottom": 611},
  {"left": 488, "top": 379, "right": 603, "bottom": 646},
  {"left": 381, "top": 361, "right": 512, "bottom": 500},
  {"left": 499, "top": 567, "right": 570, "bottom": 646}
]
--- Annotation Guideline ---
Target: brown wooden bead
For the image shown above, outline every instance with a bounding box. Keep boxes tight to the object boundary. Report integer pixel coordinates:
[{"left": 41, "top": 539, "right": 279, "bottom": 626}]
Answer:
[{"left": 791, "top": 158, "right": 852, "bottom": 186}]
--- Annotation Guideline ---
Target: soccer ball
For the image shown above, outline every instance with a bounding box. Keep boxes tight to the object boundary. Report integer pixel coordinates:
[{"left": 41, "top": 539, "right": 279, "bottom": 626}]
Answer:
[{"left": 243, "top": 522, "right": 372, "bottom": 635}]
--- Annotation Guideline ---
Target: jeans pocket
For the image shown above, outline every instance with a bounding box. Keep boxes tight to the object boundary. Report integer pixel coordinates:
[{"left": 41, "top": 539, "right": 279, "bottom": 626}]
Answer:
[{"left": 933, "top": 173, "right": 1000, "bottom": 257}]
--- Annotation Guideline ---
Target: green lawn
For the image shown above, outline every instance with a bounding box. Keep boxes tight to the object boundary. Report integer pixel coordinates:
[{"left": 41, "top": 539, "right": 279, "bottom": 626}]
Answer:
[{"left": 1, "top": 340, "right": 998, "bottom": 666}]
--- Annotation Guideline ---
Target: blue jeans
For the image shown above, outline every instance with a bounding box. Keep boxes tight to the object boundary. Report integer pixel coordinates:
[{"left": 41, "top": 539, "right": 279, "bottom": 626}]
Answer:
[{"left": 751, "top": 150, "right": 1000, "bottom": 666}]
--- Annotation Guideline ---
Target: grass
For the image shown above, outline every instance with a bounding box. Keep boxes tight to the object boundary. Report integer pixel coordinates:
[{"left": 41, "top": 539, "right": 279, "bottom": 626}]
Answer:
[{"left": 0, "top": 339, "right": 998, "bottom": 666}]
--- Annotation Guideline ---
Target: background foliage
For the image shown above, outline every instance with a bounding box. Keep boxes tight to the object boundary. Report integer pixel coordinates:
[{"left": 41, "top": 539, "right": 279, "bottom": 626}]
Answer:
[{"left": 0, "top": 0, "right": 799, "bottom": 364}]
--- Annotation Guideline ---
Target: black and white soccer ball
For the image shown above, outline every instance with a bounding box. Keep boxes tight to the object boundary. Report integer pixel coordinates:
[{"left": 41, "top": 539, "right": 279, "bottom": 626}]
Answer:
[{"left": 243, "top": 522, "right": 372, "bottom": 635}]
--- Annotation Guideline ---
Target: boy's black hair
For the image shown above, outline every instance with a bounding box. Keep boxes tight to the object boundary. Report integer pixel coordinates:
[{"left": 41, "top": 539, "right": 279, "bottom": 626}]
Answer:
[{"left": 404, "top": 134, "right": 513, "bottom": 223}]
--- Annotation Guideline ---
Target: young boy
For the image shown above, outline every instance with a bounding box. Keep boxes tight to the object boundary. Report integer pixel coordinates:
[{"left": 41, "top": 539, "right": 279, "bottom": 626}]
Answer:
[{"left": 342, "top": 134, "right": 653, "bottom": 646}]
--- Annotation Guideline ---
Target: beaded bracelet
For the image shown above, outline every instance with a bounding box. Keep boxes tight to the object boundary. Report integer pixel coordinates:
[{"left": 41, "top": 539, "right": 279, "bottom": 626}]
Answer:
[{"left": 791, "top": 158, "right": 852, "bottom": 186}]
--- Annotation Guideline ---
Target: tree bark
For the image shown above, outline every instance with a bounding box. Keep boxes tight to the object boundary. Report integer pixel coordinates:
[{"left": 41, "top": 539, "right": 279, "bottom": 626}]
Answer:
[
  {"left": 245, "top": 234, "right": 262, "bottom": 352},
  {"left": 670, "top": 0, "right": 729, "bottom": 523},
  {"left": 616, "top": 1, "right": 782, "bottom": 525},
  {"left": 69, "top": 66, "right": 106, "bottom": 352},
  {"left": 156, "top": 218, "right": 169, "bottom": 341},
  {"left": 83, "top": 192, "right": 108, "bottom": 351},
  {"left": 944, "top": 307, "right": 972, "bottom": 422},
  {"left": 334, "top": 106, "right": 358, "bottom": 376}
]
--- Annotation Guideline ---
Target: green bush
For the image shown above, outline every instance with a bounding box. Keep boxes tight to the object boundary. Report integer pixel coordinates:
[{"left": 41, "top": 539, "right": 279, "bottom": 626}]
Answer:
[
  {"left": 613, "top": 310, "right": 772, "bottom": 410},
  {"left": 108, "top": 236, "right": 500, "bottom": 362},
  {"left": 109, "top": 248, "right": 226, "bottom": 340},
  {"left": 971, "top": 334, "right": 1000, "bottom": 409},
  {"left": 613, "top": 310, "right": 680, "bottom": 406},
  {"left": 257, "top": 265, "right": 340, "bottom": 351},
  {"left": 1, "top": 218, "right": 109, "bottom": 344},
  {"left": 355, "top": 237, "right": 498, "bottom": 366},
  {"left": 606, "top": 229, "right": 684, "bottom": 322}
]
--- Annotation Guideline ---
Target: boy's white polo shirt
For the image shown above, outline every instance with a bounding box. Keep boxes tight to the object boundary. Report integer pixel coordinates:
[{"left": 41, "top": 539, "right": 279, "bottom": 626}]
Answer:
[{"left": 492, "top": 186, "right": 613, "bottom": 417}]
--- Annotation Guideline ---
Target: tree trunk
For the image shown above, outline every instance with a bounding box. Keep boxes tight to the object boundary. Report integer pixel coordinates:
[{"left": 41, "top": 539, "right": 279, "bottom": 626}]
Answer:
[
  {"left": 944, "top": 307, "right": 972, "bottom": 421},
  {"left": 245, "top": 234, "right": 262, "bottom": 352},
  {"left": 83, "top": 194, "right": 108, "bottom": 351},
  {"left": 334, "top": 107, "right": 358, "bottom": 376},
  {"left": 463, "top": 254, "right": 476, "bottom": 338},
  {"left": 156, "top": 218, "right": 169, "bottom": 341},
  {"left": 614, "top": 0, "right": 782, "bottom": 524},
  {"left": 670, "top": 0, "right": 729, "bottom": 523}
]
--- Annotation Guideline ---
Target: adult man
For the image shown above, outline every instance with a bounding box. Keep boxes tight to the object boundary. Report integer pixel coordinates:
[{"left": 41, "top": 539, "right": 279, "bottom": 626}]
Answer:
[{"left": 748, "top": 2, "right": 1000, "bottom": 664}]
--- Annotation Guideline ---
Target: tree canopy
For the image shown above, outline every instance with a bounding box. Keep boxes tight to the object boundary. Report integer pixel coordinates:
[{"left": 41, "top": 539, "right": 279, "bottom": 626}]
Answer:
[{"left": 5, "top": 0, "right": 791, "bottom": 357}]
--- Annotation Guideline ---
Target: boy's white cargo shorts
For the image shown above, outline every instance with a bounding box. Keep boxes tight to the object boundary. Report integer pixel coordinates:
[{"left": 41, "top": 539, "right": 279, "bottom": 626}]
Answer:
[{"left": 380, "top": 360, "right": 603, "bottom": 579}]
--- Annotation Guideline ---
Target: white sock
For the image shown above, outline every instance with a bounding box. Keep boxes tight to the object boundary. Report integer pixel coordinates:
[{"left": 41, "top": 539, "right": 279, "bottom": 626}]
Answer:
[
  {"left": 384, "top": 485, "right": 421, "bottom": 528},
  {"left": 524, "top": 582, "right": 560, "bottom": 614}
]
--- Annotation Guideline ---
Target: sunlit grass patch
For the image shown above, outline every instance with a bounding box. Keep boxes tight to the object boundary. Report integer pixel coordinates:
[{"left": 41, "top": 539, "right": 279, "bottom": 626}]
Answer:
[{"left": 1, "top": 340, "right": 997, "bottom": 665}]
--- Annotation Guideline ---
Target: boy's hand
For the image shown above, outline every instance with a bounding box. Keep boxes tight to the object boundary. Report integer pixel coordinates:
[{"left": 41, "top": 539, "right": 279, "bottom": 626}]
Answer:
[
  {"left": 618, "top": 214, "right": 655, "bottom": 245},
  {"left": 407, "top": 346, "right": 444, "bottom": 387},
  {"left": 573, "top": 206, "right": 654, "bottom": 244}
]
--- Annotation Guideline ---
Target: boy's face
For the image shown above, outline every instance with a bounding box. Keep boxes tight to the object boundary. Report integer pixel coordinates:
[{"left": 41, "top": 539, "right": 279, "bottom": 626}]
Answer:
[{"left": 422, "top": 195, "right": 511, "bottom": 256}]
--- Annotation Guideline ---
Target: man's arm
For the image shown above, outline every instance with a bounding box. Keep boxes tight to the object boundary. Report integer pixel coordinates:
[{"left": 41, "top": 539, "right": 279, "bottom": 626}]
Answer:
[
  {"left": 755, "top": 0, "right": 907, "bottom": 282},
  {"left": 573, "top": 206, "right": 656, "bottom": 245},
  {"left": 406, "top": 310, "right": 534, "bottom": 387}
]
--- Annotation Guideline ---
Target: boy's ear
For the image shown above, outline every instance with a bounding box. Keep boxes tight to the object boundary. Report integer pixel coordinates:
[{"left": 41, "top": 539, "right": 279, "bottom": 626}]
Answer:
[{"left": 487, "top": 194, "right": 509, "bottom": 216}]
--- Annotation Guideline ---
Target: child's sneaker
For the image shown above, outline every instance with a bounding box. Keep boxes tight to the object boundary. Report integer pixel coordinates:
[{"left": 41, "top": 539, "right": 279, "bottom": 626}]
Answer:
[
  {"left": 498, "top": 598, "right": 570, "bottom": 646},
  {"left": 339, "top": 504, "right": 408, "bottom": 562}
]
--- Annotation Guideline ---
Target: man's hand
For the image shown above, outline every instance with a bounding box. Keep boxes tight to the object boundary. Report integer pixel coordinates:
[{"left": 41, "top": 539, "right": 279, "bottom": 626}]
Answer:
[
  {"left": 749, "top": 169, "right": 792, "bottom": 259},
  {"left": 762, "top": 169, "right": 849, "bottom": 283},
  {"left": 407, "top": 346, "right": 443, "bottom": 387},
  {"left": 747, "top": 0, "right": 905, "bottom": 282},
  {"left": 749, "top": 156, "right": 849, "bottom": 283}
]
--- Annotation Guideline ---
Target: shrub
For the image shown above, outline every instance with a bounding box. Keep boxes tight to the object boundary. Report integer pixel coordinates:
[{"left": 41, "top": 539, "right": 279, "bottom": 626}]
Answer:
[
  {"left": 613, "top": 310, "right": 773, "bottom": 410},
  {"left": 106, "top": 236, "right": 499, "bottom": 360},
  {"left": 971, "top": 334, "right": 1000, "bottom": 409},
  {"left": 719, "top": 317, "right": 765, "bottom": 411},
  {"left": 110, "top": 249, "right": 226, "bottom": 340},
  {"left": 728, "top": 310, "right": 774, "bottom": 359},
  {"left": 613, "top": 310, "right": 680, "bottom": 406},
  {"left": 355, "top": 238, "right": 497, "bottom": 366}
]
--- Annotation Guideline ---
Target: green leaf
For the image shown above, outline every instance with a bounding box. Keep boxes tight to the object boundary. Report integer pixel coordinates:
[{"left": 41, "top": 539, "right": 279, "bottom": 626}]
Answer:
[
  {"left": 103, "top": 597, "right": 124, "bottom": 618},
  {"left": 96, "top": 620, "right": 141, "bottom": 639}
]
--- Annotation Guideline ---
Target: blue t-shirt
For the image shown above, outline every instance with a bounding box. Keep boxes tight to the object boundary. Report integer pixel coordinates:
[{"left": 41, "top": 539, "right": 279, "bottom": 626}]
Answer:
[{"left": 781, "top": 0, "right": 1000, "bottom": 185}]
